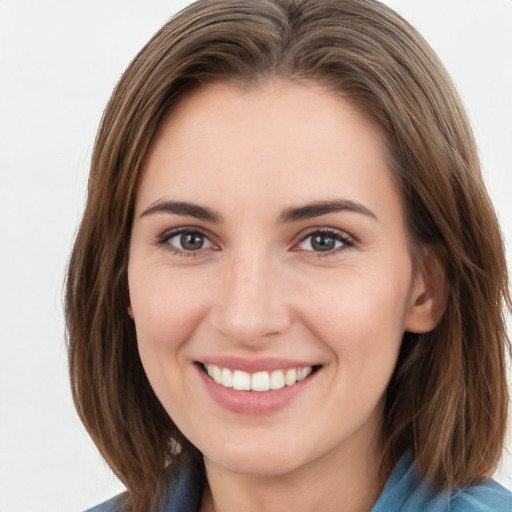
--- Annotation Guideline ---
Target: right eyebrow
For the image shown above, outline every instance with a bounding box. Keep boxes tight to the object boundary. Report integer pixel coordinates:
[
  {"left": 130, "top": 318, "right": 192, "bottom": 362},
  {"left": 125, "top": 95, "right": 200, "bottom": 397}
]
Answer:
[{"left": 140, "top": 200, "right": 223, "bottom": 223}]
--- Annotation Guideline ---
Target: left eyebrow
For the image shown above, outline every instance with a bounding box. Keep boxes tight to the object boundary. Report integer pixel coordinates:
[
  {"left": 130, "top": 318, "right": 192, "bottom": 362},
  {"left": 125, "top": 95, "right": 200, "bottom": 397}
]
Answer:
[{"left": 278, "top": 199, "right": 378, "bottom": 223}]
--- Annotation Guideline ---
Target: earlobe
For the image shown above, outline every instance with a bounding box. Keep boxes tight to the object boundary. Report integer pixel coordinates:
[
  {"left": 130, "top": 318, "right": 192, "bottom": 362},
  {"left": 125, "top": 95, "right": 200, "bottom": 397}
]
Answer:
[
  {"left": 404, "top": 252, "right": 448, "bottom": 334},
  {"left": 127, "top": 305, "right": 135, "bottom": 320}
]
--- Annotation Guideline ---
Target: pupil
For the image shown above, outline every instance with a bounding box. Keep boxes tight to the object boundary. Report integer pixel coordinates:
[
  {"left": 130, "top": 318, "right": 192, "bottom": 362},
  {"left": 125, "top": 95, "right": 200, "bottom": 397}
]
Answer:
[
  {"left": 181, "top": 233, "right": 204, "bottom": 250},
  {"left": 312, "top": 234, "right": 335, "bottom": 251}
]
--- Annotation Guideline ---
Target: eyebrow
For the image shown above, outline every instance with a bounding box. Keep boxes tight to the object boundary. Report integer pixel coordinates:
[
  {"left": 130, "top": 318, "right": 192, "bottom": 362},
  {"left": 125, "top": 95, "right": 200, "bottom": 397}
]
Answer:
[
  {"left": 139, "top": 198, "right": 377, "bottom": 224},
  {"left": 278, "top": 199, "right": 378, "bottom": 223},
  {"left": 140, "top": 200, "right": 223, "bottom": 222}
]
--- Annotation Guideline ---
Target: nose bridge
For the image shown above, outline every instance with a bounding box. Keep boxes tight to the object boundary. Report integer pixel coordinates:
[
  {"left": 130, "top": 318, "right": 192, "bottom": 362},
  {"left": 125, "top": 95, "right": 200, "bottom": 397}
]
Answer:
[{"left": 211, "top": 245, "right": 291, "bottom": 345}]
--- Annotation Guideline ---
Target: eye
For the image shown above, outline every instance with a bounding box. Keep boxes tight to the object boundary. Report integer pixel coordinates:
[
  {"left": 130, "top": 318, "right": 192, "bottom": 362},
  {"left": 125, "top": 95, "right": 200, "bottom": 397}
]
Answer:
[
  {"left": 297, "top": 229, "right": 354, "bottom": 254},
  {"left": 158, "top": 228, "right": 214, "bottom": 254}
]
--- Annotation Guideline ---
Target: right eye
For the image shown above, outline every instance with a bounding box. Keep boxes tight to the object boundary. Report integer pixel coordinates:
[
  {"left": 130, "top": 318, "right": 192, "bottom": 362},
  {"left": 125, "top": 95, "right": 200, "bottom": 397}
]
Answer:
[
  {"left": 158, "top": 228, "right": 214, "bottom": 256},
  {"left": 170, "top": 231, "right": 212, "bottom": 251}
]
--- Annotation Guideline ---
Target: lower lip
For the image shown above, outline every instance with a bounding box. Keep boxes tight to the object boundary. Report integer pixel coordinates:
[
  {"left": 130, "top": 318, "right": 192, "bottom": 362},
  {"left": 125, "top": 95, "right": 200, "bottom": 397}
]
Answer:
[{"left": 196, "top": 365, "right": 316, "bottom": 415}]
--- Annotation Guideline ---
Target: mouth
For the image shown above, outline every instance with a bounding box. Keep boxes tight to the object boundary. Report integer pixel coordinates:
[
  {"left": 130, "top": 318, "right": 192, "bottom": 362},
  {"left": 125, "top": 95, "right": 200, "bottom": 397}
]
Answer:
[{"left": 198, "top": 362, "right": 322, "bottom": 392}]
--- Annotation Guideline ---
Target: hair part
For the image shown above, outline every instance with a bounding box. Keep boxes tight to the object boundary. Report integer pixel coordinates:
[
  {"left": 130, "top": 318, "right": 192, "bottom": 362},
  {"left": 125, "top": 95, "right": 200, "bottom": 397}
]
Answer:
[{"left": 66, "top": 0, "right": 510, "bottom": 509}]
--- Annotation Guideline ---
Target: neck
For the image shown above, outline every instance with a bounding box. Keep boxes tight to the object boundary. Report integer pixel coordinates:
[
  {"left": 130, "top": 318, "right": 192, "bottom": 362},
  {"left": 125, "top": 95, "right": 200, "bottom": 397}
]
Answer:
[{"left": 200, "top": 428, "right": 387, "bottom": 512}]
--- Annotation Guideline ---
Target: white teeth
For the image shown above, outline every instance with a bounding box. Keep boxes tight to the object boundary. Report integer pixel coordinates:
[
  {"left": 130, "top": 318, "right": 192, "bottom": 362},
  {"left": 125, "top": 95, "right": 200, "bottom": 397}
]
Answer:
[
  {"left": 212, "top": 365, "right": 222, "bottom": 384},
  {"left": 203, "top": 364, "right": 314, "bottom": 392},
  {"left": 297, "top": 367, "right": 312, "bottom": 381},
  {"left": 221, "top": 367, "right": 233, "bottom": 387},
  {"left": 232, "top": 370, "right": 251, "bottom": 391},
  {"left": 269, "top": 370, "right": 285, "bottom": 390},
  {"left": 284, "top": 368, "right": 297, "bottom": 386},
  {"left": 251, "top": 371, "right": 270, "bottom": 392}
]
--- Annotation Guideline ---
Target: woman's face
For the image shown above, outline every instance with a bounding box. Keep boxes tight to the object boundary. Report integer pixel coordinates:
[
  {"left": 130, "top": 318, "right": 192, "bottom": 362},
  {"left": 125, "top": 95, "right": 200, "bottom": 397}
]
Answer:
[{"left": 128, "top": 81, "right": 432, "bottom": 477}]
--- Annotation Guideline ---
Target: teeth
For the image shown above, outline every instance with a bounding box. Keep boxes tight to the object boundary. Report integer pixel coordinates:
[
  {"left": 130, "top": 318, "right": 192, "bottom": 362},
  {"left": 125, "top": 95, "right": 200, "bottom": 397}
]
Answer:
[
  {"left": 221, "top": 367, "right": 233, "bottom": 387},
  {"left": 297, "top": 367, "right": 312, "bottom": 381},
  {"left": 269, "top": 370, "right": 285, "bottom": 390},
  {"left": 284, "top": 368, "right": 297, "bottom": 386},
  {"left": 232, "top": 370, "right": 251, "bottom": 391},
  {"left": 212, "top": 365, "right": 222, "bottom": 384},
  {"left": 203, "top": 364, "right": 314, "bottom": 392},
  {"left": 251, "top": 371, "right": 270, "bottom": 392}
]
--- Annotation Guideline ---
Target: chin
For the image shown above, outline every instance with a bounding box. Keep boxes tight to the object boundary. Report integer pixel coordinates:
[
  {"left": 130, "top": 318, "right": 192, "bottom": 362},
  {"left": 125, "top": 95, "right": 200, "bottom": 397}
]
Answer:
[{"left": 202, "top": 440, "right": 306, "bottom": 477}]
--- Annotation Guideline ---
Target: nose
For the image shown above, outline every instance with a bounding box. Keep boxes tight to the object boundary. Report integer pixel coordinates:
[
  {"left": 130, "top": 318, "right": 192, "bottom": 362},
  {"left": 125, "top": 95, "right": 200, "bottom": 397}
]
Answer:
[{"left": 209, "top": 252, "right": 293, "bottom": 348}]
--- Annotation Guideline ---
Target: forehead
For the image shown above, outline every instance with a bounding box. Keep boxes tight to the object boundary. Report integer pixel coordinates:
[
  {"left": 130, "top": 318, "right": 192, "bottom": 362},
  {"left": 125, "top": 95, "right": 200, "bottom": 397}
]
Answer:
[{"left": 136, "top": 80, "right": 400, "bottom": 219}]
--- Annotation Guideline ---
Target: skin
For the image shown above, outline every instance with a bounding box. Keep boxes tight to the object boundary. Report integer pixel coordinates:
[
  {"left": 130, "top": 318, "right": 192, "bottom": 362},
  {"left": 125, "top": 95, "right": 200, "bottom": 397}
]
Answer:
[{"left": 127, "top": 81, "right": 441, "bottom": 512}]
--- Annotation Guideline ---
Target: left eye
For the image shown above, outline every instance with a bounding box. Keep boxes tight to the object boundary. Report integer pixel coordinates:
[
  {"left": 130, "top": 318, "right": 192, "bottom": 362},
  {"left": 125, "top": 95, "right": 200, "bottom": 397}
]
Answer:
[
  {"left": 167, "top": 231, "right": 213, "bottom": 251},
  {"left": 298, "top": 231, "right": 350, "bottom": 252}
]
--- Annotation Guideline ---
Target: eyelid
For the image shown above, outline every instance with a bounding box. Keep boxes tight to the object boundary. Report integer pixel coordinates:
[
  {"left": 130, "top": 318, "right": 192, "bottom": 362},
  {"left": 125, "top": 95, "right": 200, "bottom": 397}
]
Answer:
[{"left": 156, "top": 226, "right": 205, "bottom": 243}]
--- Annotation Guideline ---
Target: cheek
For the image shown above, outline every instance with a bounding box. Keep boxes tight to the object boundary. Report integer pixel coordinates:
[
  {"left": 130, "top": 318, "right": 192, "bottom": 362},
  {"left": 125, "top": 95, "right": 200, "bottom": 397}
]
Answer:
[
  {"left": 128, "top": 268, "right": 208, "bottom": 350},
  {"left": 302, "top": 266, "right": 412, "bottom": 362},
  {"left": 126, "top": 270, "right": 205, "bottom": 408},
  {"left": 127, "top": 271, "right": 206, "bottom": 415}
]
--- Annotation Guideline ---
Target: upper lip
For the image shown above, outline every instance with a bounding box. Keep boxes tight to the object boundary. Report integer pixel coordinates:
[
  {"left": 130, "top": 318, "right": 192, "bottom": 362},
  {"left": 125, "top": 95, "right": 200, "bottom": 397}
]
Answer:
[{"left": 197, "top": 356, "right": 321, "bottom": 373}]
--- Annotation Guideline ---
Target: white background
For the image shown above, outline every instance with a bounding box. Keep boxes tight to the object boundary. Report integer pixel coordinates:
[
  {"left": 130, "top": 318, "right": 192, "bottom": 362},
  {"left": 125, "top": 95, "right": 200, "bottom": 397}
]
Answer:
[{"left": 0, "top": 1, "right": 510, "bottom": 511}]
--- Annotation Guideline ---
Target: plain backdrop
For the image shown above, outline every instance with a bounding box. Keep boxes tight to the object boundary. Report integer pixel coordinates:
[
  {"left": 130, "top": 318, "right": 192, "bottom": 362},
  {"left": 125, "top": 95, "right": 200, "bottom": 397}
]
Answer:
[{"left": 0, "top": 1, "right": 511, "bottom": 511}]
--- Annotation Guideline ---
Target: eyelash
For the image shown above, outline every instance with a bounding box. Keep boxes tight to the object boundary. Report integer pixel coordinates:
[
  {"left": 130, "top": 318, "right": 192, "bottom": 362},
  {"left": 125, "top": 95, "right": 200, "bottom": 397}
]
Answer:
[{"left": 154, "top": 227, "right": 355, "bottom": 257}]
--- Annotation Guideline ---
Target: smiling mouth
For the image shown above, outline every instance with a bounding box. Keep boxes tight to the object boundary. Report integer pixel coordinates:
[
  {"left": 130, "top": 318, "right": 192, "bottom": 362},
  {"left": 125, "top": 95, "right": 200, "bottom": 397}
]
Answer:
[{"left": 199, "top": 363, "right": 321, "bottom": 392}]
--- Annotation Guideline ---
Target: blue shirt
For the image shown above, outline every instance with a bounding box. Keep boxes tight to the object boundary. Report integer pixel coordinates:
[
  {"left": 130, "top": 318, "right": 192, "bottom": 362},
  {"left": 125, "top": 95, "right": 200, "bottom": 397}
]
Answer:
[
  {"left": 371, "top": 454, "right": 512, "bottom": 511},
  {"left": 86, "top": 454, "right": 512, "bottom": 511}
]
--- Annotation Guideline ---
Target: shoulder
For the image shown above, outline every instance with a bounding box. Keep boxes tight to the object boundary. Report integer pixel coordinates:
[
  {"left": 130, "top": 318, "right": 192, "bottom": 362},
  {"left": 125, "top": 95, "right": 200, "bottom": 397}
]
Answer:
[
  {"left": 450, "top": 479, "right": 512, "bottom": 512},
  {"left": 84, "top": 493, "right": 126, "bottom": 512},
  {"left": 372, "top": 454, "right": 512, "bottom": 512},
  {"left": 83, "top": 457, "right": 204, "bottom": 512}
]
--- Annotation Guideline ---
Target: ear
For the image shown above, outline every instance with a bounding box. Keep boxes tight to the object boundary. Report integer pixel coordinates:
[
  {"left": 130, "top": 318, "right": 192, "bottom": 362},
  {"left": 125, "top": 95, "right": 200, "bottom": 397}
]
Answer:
[
  {"left": 127, "top": 305, "right": 135, "bottom": 320},
  {"left": 404, "top": 250, "right": 448, "bottom": 334}
]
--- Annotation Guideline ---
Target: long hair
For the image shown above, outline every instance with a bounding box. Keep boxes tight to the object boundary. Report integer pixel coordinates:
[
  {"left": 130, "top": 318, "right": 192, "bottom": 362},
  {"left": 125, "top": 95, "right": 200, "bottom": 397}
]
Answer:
[{"left": 66, "top": 0, "right": 510, "bottom": 509}]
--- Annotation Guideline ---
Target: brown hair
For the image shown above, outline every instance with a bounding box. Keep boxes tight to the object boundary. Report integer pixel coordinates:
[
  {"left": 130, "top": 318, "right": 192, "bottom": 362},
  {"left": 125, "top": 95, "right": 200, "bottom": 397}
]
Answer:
[{"left": 66, "top": 0, "right": 510, "bottom": 509}]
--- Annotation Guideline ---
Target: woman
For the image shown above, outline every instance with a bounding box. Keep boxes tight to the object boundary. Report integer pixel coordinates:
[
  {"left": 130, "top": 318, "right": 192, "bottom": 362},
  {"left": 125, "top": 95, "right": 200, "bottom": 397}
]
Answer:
[{"left": 66, "top": 0, "right": 511, "bottom": 510}]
